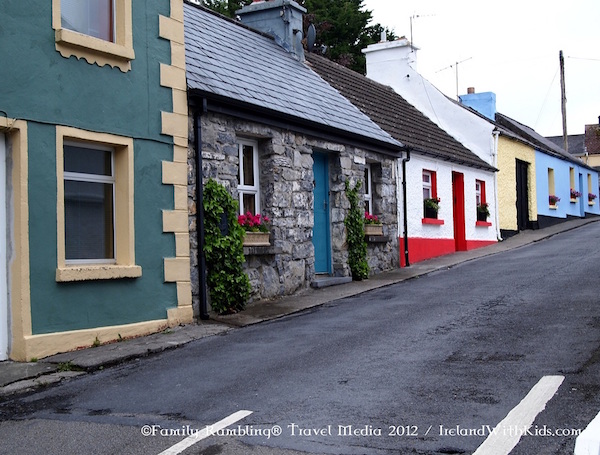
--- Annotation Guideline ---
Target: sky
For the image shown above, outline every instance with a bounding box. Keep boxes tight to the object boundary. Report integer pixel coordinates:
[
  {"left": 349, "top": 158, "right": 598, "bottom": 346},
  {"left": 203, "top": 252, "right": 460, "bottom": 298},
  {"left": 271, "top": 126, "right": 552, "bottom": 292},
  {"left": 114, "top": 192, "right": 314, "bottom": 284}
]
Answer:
[{"left": 362, "top": 0, "right": 600, "bottom": 137}]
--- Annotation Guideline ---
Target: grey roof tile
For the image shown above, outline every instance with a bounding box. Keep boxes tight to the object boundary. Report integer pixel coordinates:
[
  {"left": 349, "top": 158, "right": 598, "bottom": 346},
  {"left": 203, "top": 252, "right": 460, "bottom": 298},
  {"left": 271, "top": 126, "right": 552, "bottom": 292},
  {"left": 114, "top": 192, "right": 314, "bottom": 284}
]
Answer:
[
  {"left": 306, "top": 53, "right": 495, "bottom": 171},
  {"left": 184, "top": 3, "right": 401, "bottom": 151}
]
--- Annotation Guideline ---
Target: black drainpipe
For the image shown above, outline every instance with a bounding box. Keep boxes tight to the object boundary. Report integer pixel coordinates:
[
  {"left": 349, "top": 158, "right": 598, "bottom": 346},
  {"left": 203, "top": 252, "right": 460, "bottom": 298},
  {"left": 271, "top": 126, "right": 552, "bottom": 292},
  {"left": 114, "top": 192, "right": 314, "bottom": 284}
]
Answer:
[
  {"left": 402, "top": 147, "right": 411, "bottom": 267},
  {"left": 195, "top": 99, "right": 209, "bottom": 320}
]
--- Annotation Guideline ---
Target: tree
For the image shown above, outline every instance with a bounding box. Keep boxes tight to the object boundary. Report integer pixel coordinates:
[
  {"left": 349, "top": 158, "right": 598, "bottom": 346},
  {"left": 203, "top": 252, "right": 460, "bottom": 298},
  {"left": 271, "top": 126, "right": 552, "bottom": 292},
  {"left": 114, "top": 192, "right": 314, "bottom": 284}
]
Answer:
[
  {"left": 202, "top": 0, "right": 251, "bottom": 18},
  {"left": 300, "top": 0, "right": 395, "bottom": 73}
]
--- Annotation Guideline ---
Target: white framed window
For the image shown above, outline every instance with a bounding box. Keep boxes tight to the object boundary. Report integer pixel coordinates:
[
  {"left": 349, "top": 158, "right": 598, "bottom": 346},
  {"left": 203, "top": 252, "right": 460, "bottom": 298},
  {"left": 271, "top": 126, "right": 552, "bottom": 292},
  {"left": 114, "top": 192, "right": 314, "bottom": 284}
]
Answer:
[
  {"left": 63, "top": 142, "right": 116, "bottom": 264},
  {"left": 475, "top": 180, "right": 482, "bottom": 206},
  {"left": 364, "top": 164, "right": 373, "bottom": 214},
  {"left": 423, "top": 170, "right": 432, "bottom": 200},
  {"left": 56, "top": 126, "right": 140, "bottom": 282},
  {"left": 238, "top": 139, "right": 260, "bottom": 215},
  {"left": 61, "top": 0, "right": 115, "bottom": 42}
]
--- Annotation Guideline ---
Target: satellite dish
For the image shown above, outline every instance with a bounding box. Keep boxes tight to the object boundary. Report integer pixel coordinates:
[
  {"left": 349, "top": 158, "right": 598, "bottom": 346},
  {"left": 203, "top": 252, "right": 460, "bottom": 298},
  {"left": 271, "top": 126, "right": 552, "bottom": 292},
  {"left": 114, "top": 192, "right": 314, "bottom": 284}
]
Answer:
[{"left": 307, "top": 24, "right": 316, "bottom": 52}]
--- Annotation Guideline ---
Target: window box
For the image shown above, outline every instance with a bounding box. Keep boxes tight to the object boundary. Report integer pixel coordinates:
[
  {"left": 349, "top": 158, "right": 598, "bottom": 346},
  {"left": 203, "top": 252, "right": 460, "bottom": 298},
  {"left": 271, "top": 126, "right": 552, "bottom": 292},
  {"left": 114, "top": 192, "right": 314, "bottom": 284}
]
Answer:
[
  {"left": 423, "top": 205, "right": 438, "bottom": 219},
  {"left": 243, "top": 231, "right": 270, "bottom": 247},
  {"left": 364, "top": 224, "right": 383, "bottom": 236}
]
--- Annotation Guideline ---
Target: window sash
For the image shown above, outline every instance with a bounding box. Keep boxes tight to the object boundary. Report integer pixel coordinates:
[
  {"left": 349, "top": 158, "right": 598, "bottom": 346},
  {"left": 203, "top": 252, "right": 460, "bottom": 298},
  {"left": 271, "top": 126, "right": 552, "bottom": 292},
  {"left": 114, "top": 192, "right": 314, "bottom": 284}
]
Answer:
[
  {"left": 364, "top": 164, "right": 372, "bottom": 214},
  {"left": 237, "top": 140, "right": 260, "bottom": 215},
  {"left": 61, "top": 0, "right": 114, "bottom": 42},
  {"left": 64, "top": 143, "right": 116, "bottom": 264},
  {"left": 423, "top": 170, "right": 432, "bottom": 200}
]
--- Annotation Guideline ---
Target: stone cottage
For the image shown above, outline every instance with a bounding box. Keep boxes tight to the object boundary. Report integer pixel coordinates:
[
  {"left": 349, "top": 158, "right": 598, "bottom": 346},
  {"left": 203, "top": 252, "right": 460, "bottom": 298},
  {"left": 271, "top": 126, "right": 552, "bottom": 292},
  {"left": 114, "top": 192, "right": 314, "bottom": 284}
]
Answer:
[{"left": 183, "top": 1, "right": 405, "bottom": 312}]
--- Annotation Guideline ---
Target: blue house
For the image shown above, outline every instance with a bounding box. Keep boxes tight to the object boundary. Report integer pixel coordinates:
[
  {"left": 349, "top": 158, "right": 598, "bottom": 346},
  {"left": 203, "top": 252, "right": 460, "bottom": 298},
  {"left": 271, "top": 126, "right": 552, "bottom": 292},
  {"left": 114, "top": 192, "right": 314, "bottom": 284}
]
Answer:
[
  {"left": 495, "top": 113, "right": 600, "bottom": 227},
  {"left": 1, "top": 0, "right": 192, "bottom": 360}
]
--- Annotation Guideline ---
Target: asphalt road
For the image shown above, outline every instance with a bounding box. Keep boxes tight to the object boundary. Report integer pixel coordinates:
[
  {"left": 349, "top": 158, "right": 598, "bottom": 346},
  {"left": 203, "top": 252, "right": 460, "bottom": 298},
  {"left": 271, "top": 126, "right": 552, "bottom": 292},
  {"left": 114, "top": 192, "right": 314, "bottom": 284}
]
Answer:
[{"left": 1, "top": 223, "right": 600, "bottom": 455}]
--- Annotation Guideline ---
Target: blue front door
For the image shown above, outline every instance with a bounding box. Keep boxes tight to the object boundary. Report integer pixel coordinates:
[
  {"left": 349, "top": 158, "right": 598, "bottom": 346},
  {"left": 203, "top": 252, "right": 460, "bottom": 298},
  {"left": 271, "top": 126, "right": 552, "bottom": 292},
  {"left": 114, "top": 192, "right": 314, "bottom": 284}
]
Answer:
[{"left": 313, "top": 152, "right": 332, "bottom": 274}]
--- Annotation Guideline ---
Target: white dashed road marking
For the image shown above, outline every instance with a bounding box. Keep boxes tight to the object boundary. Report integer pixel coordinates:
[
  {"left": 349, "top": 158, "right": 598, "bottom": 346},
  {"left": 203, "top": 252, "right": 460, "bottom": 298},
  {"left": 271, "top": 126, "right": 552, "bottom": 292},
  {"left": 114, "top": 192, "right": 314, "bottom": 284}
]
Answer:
[
  {"left": 473, "top": 375, "right": 564, "bottom": 455},
  {"left": 158, "top": 410, "right": 253, "bottom": 455}
]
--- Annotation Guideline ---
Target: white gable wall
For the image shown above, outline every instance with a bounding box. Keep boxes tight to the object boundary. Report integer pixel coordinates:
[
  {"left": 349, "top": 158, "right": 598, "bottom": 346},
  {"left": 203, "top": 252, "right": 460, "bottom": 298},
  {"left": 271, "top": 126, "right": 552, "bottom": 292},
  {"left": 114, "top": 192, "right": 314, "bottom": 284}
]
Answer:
[{"left": 363, "top": 40, "right": 496, "bottom": 166}]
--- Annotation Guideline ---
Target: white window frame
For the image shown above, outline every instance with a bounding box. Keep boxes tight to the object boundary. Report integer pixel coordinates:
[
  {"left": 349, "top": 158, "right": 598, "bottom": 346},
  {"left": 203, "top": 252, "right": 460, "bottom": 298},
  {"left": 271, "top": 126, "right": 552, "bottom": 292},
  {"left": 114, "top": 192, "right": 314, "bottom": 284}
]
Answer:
[
  {"left": 475, "top": 180, "right": 482, "bottom": 206},
  {"left": 423, "top": 170, "right": 432, "bottom": 200},
  {"left": 364, "top": 163, "right": 373, "bottom": 214},
  {"left": 63, "top": 141, "right": 116, "bottom": 265},
  {"left": 237, "top": 139, "right": 260, "bottom": 215}
]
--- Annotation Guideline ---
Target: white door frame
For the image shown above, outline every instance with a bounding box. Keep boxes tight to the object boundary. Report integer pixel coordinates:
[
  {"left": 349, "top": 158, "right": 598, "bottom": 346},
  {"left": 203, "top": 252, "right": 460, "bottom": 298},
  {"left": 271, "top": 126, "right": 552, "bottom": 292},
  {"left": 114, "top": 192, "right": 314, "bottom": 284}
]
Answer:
[{"left": 0, "top": 132, "right": 7, "bottom": 361}]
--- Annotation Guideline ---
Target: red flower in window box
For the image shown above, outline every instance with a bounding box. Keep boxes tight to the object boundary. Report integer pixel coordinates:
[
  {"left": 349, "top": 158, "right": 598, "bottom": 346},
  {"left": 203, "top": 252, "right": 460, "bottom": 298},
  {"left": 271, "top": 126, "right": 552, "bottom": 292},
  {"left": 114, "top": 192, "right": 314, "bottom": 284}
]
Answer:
[{"left": 237, "top": 212, "right": 270, "bottom": 233}]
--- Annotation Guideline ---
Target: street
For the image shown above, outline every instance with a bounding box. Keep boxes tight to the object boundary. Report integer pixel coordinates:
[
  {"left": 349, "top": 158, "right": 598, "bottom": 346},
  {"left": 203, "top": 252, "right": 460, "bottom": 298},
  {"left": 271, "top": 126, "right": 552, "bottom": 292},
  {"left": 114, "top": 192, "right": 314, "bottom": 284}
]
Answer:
[{"left": 1, "top": 222, "right": 600, "bottom": 455}]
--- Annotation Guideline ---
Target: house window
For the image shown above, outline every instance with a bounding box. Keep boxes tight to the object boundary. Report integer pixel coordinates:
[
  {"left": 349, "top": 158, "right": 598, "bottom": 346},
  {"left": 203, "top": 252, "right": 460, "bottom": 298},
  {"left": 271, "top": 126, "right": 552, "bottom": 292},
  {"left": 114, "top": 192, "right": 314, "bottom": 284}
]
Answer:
[
  {"left": 61, "top": 0, "right": 114, "bottom": 42},
  {"left": 548, "top": 168, "right": 556, "bottom": 205},
  {"left": 475, "top": 180, "right": 486, "bottom": 206},
  {"left": 570, "top": 167, "right": 575, "bottom": 194},
  {"left": 52, "top": 0, "right": 134, "bottom": 72},
  {"left": 423, "top": 170, "right": 437, "bottom": 200},
  {"left": 364, "top": 164, "right": 373, "bottom": 214},
  {"left": 64, "top": 142, "right": 115, "bottom": 262},
  {"left": 238, "top": 139, "right": 260, "bottom": 215},
  {"left": 56, "top": 126, "right": 140, "bottom": 282}
]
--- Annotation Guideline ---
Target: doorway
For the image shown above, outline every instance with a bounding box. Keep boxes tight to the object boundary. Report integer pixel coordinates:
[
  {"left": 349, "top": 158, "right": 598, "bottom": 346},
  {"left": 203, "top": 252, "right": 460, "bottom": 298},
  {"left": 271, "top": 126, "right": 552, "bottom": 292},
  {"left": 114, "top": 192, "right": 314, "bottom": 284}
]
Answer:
[
  {"left": 516, "top": 159, "right": 530, "bottom": 231},
  {"left": 312, "top": 152, "right": 332, "bottom": 274},
  {"left": 452, "top": 172, "right": 467, "bottom": 251}
]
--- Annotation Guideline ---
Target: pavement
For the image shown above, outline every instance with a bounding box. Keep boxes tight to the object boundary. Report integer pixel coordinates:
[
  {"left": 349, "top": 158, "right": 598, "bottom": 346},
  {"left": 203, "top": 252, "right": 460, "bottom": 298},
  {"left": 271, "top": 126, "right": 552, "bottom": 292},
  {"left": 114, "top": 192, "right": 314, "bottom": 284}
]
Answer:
[{"left": 1, "top": 217, "right": 598, "bottom": 397}]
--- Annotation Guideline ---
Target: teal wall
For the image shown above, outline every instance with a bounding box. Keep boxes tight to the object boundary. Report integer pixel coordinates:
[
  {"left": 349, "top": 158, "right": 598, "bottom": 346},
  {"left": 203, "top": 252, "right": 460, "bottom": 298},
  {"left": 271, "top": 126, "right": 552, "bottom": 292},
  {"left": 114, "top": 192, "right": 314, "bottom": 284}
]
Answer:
[{"left": 1, "top": 1, "right": 179, "bottom": 334}]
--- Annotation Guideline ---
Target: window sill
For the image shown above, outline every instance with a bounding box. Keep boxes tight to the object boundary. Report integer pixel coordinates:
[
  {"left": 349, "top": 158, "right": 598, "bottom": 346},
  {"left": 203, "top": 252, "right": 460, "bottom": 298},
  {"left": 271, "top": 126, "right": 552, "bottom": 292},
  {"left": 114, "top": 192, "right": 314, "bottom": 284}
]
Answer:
[
  {"left": 476, "top": 221, "right": 492, "bottom": 227},
  {"left": 56, "top": 264, "right": 142, "bottom": 282},
  {"left": 549, "top": 204, "right": 558, "bottom": 210},
  {"left": 570, "top": 198, "right": 577, "bottom": 203},
  {"left": 589, "top": 202, "right": 596, "bottom": 206},
  {"left": 243, "top": 246, "right": 283, "bottom": 256},
  {"left": 422, "top": 218, "right": 444, "bottom": 225},
  {"left": 366, "top": 235, "right": 389, "bottom": 243},
  {"left": 55, "top": 28, "right": 134, "bottom": 72}
]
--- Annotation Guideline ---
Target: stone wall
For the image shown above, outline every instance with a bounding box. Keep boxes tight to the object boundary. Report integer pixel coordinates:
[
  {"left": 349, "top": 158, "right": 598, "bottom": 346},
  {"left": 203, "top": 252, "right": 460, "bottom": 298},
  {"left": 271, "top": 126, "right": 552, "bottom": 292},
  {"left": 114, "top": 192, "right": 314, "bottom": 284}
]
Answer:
[{"left": 188, "top": 111, "right": 399, "bottom": 314}]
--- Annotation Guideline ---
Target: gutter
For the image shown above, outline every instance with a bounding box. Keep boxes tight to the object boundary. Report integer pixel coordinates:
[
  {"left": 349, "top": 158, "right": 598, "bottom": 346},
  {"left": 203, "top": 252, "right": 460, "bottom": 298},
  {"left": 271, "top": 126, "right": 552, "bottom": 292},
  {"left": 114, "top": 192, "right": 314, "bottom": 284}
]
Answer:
[
  {"left": 492, "top": 129, "right": 502, "bottom": 241},
  {"left": 190, "top": 91, "right": 405, "bottom": 158},
  {"left": 401, "top": 147, "right": 411, "bottom": 266}
]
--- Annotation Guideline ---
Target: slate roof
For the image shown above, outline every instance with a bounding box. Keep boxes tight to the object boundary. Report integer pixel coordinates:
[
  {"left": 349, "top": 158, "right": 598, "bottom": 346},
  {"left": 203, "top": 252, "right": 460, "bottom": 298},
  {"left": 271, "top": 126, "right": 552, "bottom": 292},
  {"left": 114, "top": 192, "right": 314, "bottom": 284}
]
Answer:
[
  {"left": 304, "top": 53, "right": 495, "bottom": 171},
  {"left": 495, "top": 113, "right": 594, "bottom": 170},
  {"left": 546, "top": 134, "right": 585, "bottom": 157},
  {"left": 183, "top": 3, "right": 402, "bottom": 153}
]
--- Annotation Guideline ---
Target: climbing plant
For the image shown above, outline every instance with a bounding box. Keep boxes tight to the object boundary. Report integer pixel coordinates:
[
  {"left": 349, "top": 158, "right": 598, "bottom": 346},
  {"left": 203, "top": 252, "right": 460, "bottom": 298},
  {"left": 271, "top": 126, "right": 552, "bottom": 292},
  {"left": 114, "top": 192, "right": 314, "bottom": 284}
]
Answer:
[
  {"left": 344, "top": 179, "right": 369, "bottom": 280},
  {"left": 203, "top": 179, "right": 250, "bottom": 314}
]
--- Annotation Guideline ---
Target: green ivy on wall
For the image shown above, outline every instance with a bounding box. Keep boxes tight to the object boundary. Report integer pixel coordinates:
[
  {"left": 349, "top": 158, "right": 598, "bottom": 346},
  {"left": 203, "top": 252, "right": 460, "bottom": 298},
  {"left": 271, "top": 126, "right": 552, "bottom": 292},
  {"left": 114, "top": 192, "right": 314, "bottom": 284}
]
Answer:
[
  {"left": 203, "top": 179, "right": 250, "bottom": 314},
  {"left": 344, "top": 179, "right": 369, "bottom": 280}
]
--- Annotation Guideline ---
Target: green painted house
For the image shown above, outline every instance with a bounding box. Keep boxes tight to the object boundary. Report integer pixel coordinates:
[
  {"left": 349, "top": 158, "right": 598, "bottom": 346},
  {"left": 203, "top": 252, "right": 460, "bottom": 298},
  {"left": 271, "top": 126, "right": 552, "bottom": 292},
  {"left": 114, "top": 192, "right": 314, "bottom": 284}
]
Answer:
[{"left": 0, "top": 0, "right": 192, "bottom": 361}]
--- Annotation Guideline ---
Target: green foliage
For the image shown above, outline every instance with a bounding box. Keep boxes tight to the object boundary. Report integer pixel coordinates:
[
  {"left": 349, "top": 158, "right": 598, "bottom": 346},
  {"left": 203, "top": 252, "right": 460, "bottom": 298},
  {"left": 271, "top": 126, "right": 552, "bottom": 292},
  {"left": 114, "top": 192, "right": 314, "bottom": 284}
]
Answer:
[
  {"left": 344, "top": 179, "right": 369, "bottom": 280},
  {"left": 202, "top": 0, "right": 252, "bottom": 18},
  {"left": 203, "top": 179, "right": 250, "bottom": 314},
  {"left": 301, "top": 0, "right": 396, "bottom": 74}
]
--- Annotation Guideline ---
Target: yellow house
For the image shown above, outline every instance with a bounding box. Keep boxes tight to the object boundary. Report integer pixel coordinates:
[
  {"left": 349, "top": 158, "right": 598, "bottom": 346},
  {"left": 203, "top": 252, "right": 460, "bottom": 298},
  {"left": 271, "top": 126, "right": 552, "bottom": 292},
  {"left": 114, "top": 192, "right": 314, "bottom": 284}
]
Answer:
[{"left": 497, "top": 133, "right": 537, "bottom": 237}]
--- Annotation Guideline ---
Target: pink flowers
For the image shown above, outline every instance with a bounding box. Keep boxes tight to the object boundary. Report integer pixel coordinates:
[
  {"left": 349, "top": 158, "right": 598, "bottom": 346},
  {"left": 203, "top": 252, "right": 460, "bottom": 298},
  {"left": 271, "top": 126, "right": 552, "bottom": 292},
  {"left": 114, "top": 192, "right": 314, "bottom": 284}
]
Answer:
[
  {"left": 364, "top": 212, "right": 380, "bottom": 225},
  {"left": 238, "top": 212, "right": 270, "bottom": 232},
  {"left": 549, "top": 195, "right": 560, "bottom": 205}
]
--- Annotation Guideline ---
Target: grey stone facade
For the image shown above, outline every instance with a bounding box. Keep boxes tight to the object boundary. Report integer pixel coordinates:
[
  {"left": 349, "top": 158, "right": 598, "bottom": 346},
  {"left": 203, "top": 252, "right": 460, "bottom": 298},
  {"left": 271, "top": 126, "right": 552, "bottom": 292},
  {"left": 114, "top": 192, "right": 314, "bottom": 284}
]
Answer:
[{"left": 188, "top": 111, "right": 399, "bottom": 313}]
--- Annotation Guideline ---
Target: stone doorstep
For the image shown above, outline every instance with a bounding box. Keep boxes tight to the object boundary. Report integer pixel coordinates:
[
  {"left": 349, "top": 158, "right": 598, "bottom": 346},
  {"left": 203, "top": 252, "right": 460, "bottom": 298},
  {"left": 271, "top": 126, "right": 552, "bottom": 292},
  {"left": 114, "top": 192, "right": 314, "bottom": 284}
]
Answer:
[{"left": 310, "top": 276, "right": 353, "bottom": 289}]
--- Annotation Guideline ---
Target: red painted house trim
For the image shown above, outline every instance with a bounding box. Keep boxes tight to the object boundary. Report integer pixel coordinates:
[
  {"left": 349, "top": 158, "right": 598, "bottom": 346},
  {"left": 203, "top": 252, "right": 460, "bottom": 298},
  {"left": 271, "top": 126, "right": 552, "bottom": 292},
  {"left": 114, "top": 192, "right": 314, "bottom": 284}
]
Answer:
[
  {"left": 399, "top": 237, "right": 498, "bottom": 267},
  {"left": 422, "top": 218, "right": 444, "bottom": 225}
]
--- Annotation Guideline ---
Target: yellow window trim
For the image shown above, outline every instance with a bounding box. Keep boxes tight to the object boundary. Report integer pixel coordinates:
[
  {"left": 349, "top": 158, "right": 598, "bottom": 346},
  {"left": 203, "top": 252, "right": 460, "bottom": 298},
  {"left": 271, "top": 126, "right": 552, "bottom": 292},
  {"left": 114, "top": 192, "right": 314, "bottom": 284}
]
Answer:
[
  {"left": 52, "top": 0, "right": 135, "bottom": 72},
  {"left": 56, "top": 126, "right": 140, "bottom": 282}
]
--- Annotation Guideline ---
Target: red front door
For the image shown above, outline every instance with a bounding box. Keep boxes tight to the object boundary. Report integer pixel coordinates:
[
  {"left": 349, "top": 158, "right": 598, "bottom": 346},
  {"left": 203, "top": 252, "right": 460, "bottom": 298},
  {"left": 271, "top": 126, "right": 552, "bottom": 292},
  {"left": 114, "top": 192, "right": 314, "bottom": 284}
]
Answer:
[{"left": 452, "top": 172, "right": 467, "bottom": 251}]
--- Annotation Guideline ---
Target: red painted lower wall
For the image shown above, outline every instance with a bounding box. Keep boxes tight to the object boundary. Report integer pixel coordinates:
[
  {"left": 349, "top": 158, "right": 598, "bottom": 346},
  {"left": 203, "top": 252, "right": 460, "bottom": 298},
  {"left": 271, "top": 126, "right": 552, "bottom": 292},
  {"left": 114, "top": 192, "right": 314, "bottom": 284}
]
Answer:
[{"left": 399, "top": 237, "right": 497, "bottom": 267}]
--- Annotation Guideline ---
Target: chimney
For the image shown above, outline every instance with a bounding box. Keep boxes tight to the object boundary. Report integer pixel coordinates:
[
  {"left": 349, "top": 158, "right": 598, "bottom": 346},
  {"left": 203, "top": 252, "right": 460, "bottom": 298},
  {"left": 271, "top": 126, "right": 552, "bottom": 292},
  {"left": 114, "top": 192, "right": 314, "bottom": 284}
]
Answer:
[
  {"left": 237, "top": 0, "right": 307, "bottom": 61},
  {"left": 459, "top": 89, "right": 497, "bottom": 121},
  {"left": 362, "top": 37, "right": 418, "bottom": 87}
]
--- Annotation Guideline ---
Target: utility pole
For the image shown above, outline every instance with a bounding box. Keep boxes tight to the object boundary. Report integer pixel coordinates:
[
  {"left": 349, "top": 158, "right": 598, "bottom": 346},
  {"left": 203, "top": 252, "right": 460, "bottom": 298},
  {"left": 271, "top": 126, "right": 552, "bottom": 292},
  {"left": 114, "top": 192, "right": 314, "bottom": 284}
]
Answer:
[{"left": 559, "top": 50, "right": 568, "bottom": 152}]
